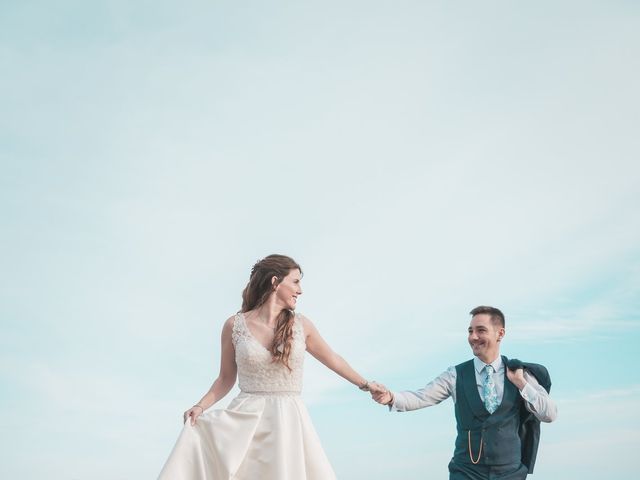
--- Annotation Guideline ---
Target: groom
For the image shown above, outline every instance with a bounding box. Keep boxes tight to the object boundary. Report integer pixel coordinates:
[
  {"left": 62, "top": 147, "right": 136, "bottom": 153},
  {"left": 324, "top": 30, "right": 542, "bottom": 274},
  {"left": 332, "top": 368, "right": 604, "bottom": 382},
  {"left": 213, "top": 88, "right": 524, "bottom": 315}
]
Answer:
[{"left": 371, "top": 306, "right": 557, "bottom": 480}]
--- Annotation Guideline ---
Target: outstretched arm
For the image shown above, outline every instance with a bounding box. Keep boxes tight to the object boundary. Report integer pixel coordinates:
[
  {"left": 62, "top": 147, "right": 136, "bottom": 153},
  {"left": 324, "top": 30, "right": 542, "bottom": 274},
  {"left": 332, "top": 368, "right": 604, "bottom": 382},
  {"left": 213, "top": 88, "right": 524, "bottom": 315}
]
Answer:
[
  {"left": 371, "top": 367, "right": 457, "bottom": 412},
  {"left": 302, "top": 315, "right": 372, "bottom": 390},
  {"left": 184, "top": 316, "right": 238, "bottom": 425}
]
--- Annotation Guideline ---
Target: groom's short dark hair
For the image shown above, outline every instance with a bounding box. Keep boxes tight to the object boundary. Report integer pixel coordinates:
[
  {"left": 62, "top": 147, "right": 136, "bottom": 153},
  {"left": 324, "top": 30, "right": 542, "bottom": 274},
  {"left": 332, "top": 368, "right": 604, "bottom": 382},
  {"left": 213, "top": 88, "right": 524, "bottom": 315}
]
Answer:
[{"left": 470, "top": 306, "right": 505, "bottom": 328}]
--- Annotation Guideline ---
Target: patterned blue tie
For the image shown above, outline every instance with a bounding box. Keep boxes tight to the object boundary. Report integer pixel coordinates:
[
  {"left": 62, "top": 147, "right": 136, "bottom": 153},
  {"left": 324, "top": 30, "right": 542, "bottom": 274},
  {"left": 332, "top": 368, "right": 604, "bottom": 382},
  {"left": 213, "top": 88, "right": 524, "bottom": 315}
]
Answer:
[{"left": 483, "top": 365, "right": 499, "bottom": 414}]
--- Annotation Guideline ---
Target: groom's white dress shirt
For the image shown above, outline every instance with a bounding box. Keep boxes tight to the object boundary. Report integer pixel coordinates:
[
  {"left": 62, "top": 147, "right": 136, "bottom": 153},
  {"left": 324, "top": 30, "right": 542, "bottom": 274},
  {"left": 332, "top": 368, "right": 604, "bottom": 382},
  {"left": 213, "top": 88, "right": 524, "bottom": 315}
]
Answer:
[{"left": 390, "top": 356, "right": 557, "bottom": 423}]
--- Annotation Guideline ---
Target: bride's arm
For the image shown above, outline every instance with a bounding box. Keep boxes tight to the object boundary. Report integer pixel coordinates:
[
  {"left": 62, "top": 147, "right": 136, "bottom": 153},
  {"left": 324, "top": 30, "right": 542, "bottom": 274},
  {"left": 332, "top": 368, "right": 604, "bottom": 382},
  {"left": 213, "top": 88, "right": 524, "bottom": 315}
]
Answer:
[
  {"left": 198, "top": 316, "right": 238, "bottom": 407},
  {"left": 185, "top": 316, "right": 238, "bottom": 424},
  {"left": 302, "top": 315, "right": 369, "bottom": 389}
]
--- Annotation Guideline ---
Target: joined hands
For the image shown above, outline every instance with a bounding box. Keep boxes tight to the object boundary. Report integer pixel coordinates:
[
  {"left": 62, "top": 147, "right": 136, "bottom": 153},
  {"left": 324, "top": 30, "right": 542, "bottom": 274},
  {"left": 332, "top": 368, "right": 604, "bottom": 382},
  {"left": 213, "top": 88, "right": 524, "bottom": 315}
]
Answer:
[{"left": 368, "top": 381, "right": 394, "bottom": 406}]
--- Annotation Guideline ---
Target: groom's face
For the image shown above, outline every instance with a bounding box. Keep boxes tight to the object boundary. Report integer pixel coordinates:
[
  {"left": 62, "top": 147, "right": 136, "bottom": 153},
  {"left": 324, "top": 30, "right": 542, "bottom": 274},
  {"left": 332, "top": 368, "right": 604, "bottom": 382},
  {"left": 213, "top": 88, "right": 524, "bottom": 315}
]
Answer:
[{"left": 468, "top": 314, "right": 504, "bottom": 361}]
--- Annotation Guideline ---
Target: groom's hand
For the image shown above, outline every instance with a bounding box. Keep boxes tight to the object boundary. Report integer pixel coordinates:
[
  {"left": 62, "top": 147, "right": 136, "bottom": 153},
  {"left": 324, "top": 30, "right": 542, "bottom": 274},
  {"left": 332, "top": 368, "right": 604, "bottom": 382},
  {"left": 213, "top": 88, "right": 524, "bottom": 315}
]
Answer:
[
  {"left": 368, "top": 381, "right": 386, "bottom": 394},
  {"left": 506, "top": 367, "right": 527, "bottom": 390},
  {"left": 369, "top": 382, "right": 394, "bottom": 406}
]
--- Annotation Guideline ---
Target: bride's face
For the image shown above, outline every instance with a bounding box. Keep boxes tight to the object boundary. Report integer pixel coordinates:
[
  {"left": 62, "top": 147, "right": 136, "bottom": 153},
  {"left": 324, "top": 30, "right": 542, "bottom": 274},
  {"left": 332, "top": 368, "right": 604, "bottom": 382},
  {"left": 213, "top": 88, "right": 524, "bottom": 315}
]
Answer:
[{"left": 274, "top": 269, "right": 303, "bottom": 310}]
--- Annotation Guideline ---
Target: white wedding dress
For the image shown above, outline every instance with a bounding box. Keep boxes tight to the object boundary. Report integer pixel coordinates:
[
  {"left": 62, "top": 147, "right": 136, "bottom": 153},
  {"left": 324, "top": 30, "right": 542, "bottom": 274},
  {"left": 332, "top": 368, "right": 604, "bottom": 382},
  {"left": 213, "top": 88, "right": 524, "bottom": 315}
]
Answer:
[{"left": 158, "top": 312, "right": 337, "bottom": 479}]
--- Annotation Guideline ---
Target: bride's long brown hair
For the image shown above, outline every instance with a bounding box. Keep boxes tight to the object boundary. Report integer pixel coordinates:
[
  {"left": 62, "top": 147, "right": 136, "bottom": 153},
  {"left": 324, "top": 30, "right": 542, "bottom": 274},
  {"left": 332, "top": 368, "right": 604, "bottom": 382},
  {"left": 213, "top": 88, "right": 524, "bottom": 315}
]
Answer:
[{"left": 241, "top": 254, "right": 302, "bottom": 371}]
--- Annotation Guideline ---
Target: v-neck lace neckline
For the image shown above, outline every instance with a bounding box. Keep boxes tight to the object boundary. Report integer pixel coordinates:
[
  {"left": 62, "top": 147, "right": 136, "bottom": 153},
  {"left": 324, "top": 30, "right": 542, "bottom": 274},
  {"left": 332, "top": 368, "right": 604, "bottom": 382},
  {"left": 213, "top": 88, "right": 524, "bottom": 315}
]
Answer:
[{"left": 239, "top": 312, "right": 274, "bottom": 352}]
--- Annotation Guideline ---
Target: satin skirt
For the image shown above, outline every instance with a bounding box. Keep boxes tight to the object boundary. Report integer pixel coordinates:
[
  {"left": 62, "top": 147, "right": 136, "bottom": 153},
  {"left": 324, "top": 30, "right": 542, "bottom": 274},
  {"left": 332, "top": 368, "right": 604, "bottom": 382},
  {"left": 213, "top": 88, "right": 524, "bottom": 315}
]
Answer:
[{"left": 158, "top": 392, "right": 336, "bottom": 480}]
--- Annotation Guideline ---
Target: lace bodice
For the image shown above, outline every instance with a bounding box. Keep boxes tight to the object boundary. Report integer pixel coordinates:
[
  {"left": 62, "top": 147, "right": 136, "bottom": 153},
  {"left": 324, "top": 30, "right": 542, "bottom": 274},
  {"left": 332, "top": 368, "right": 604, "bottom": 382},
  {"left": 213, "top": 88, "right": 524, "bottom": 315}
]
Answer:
[{"left": 232, "top": 312, "right": 306, "bottom": 393}]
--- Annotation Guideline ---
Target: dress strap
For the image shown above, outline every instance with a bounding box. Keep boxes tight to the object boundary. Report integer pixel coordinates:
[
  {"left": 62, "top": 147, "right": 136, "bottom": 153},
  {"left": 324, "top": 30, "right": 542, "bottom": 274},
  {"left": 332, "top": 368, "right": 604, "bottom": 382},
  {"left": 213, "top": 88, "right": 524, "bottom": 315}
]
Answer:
[
  {"left": 231, "top": 312, "right": 250, "bottom": 346},
  {"left": 292, "top": 313, "right": 306, "bottom": 346}
]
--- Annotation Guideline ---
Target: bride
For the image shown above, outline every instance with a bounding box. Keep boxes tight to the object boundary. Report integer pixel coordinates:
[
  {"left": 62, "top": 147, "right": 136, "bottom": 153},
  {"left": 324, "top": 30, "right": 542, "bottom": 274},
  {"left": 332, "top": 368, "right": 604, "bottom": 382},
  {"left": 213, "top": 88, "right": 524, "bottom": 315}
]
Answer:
[{"left": 158, "top": 254, "right": 377, "bottom": 479}]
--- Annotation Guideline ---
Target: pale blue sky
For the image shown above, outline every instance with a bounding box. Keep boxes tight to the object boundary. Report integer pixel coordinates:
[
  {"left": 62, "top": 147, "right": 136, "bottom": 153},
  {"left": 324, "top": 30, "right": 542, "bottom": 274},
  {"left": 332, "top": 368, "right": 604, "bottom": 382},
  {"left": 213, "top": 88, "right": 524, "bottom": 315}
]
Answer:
[{"left": 1, "top": 1, "right": 639, "bottom": 479}]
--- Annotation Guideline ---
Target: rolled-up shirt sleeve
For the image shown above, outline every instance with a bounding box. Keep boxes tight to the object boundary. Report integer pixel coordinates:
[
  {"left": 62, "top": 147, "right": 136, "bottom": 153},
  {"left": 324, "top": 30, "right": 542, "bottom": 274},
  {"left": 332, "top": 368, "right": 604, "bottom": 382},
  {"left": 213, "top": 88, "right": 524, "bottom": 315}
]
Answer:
[
  {"left": 520, "top": 371, "right": 558, "bottom": 423},
  {"left": 391, "top": 366, "right": 456, "bottom": 412}
]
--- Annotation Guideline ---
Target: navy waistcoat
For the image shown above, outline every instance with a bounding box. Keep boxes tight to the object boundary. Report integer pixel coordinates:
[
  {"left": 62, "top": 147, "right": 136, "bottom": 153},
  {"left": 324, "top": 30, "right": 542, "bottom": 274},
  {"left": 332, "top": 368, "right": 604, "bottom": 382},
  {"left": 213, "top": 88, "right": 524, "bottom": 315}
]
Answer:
[{"left": 453, "top": 356, "right": 522, "bottom": 467}]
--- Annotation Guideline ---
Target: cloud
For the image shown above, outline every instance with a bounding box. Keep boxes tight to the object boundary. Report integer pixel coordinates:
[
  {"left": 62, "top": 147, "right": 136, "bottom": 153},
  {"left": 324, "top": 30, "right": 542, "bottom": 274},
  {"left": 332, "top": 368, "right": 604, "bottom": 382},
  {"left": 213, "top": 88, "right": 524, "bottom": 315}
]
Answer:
[{"left": 536, "top": 385, "right": 640, "bottom": 478}]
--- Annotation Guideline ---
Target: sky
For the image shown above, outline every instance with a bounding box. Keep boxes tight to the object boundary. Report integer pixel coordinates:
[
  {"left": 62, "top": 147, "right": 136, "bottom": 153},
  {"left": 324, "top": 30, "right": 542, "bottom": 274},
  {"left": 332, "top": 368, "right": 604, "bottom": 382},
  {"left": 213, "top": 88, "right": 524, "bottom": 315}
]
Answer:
[{"left": 1, "top": 1, "right": 639, "bottom": 479}]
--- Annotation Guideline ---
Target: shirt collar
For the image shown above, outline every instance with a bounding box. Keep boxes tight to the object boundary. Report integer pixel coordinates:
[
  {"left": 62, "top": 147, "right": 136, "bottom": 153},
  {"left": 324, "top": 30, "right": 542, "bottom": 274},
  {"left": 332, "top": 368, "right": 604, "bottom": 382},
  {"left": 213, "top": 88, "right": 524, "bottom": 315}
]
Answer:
[{"left": 474, "top": 355, "right": 503, "bottom": 374}]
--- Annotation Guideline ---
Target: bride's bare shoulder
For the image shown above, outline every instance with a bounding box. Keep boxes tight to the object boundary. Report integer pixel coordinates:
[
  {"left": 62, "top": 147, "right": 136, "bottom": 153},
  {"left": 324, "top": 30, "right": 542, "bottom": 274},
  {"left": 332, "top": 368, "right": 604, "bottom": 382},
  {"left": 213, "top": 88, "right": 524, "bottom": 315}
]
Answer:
[
  {"left": 222, "top": 313, "right": 240, "bottom": 331},
  {"left": 296, "top": 313, "right": 318, "bottom": 334}
]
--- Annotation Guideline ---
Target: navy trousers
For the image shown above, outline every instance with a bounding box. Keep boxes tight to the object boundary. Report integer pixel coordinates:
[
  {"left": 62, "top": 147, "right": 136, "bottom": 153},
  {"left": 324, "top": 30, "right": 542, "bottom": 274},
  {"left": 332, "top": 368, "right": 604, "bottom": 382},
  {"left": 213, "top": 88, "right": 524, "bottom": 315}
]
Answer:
[{"left": 448, "top": 460, "right": 528, "bottom": 480}]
